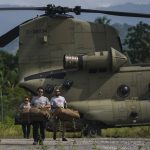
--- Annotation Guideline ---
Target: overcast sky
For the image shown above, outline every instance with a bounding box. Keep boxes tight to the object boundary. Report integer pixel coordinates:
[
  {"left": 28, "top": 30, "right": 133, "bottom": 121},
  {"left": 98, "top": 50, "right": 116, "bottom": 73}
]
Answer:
[{"left": 0, "top": 0, "right": 150, "bottom": 8}]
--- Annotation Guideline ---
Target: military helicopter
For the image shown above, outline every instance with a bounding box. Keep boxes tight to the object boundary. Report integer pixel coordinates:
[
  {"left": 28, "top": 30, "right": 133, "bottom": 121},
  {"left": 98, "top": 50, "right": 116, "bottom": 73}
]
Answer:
[{"left": 0, "top": 4, "right": 150, "bottom": 137}]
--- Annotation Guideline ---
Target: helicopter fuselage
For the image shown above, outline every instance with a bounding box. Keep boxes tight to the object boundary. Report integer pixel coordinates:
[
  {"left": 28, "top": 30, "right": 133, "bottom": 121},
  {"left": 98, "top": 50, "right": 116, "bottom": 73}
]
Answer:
[{"left": 18, "top": 16, "right": 150, "bottom": 130}]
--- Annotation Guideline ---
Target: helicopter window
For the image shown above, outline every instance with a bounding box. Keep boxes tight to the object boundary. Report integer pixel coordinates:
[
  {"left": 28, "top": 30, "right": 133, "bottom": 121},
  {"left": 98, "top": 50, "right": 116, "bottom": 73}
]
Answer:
[
  {"left": 62, "top": 80, "right": 73, "bottom": 89},
  {"left": 44, "top": 84, "right": 54, "bottom": 94},
  {"left": 117, "top": 85, "right": 130, "bottom": 98}
]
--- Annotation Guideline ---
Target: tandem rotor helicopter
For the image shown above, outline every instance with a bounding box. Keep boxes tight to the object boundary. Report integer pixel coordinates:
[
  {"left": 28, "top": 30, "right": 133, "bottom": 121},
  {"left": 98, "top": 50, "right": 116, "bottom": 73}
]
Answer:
[{"left": 0, "top": 4, "right": 150, "bottom": 136}]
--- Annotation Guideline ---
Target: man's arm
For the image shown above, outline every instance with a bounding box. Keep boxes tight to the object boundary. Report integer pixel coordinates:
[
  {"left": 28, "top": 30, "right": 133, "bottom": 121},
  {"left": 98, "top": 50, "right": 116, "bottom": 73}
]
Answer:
[
  {"left": 64, "top": 99, "right": 67, "bottom": 108},
  {"left": 44, "top": 104, "right": 51, "bottom": 109},
  {"left": 43, "top": 97, "right": 51, "bottom": 109}
]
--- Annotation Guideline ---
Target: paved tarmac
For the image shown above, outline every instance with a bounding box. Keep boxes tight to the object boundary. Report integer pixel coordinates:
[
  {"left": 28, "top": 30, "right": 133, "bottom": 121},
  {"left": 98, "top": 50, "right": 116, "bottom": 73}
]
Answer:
[{"left": 0, "top": 138, "right": 150, "bottom": 150}]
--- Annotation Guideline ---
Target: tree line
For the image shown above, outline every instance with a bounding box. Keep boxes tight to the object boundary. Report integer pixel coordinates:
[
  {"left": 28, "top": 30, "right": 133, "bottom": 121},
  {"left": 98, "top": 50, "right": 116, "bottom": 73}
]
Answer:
[
  {"left": 0, "top": 51, "right": 28, "bottom": 122},
  {"left": 95, "top": 16, "right": 150, "bottom": 63}
]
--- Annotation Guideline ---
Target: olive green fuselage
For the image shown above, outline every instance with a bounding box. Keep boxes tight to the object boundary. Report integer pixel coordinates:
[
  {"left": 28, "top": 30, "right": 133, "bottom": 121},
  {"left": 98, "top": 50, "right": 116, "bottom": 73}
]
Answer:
[{"left": 18, "top": 16, "right": 150, "bottom": 127}]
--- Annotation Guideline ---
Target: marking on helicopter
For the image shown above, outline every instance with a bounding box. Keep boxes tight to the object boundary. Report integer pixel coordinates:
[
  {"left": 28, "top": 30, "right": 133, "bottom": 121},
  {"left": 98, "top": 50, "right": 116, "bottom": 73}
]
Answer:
[
  {"left": 24, "top": 69, "right": 76, "bottom": 81},
  {"left": 26, "top": 29, "right": 47, "bottom": 34}
]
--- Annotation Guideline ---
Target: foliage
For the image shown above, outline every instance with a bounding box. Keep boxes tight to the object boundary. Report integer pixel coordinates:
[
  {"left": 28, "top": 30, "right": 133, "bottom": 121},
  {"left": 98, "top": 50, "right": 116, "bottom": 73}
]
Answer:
[
  {"left": 124, "top": 21, "right": 150, "bottom": 63},
  {"left": 0, "top": 123, "right": 22, "bottom": 138},
  {"left": 94, "top": 16, "right": 111, "bottom": 25},
  {"left": 2, "top": 86, "right": 29, "bottom": 119},
  {"left": 0, "top": 50, "right": 29, "bottom": 121},
  {"left": 102, "top": 126, "right": 150, "bottom": 138},
  {"left": 0, "top": 50, "right": 18, "bottom": 88}
]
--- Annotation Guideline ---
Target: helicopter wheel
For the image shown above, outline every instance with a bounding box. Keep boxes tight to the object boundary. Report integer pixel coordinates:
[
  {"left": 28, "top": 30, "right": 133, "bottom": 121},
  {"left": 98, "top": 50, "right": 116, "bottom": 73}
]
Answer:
[
  {"left": 82, "top": 124, "right": 101, "bottom": 137},
  {"left": 88, "top": 127, "right": 101, "bottom": 137},
  {"left": 89, "top": 129, "right": 97, "bottom": 137}
]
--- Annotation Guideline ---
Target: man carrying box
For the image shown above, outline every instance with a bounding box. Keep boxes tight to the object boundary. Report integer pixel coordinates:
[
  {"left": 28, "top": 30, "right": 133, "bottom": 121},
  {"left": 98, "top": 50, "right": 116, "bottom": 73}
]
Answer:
[{"left": 50, "top": 88, "right": 67, "bottom": 141}]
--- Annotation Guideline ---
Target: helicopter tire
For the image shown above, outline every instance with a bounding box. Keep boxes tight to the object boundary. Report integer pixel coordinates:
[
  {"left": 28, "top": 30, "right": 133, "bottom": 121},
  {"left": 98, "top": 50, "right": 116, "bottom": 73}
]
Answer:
[
  {"left": 81, "top": 125, "right": 101, "bottom": 138},
  {"left": 88, "top": 127, "right": 101, "bottom": 137}
]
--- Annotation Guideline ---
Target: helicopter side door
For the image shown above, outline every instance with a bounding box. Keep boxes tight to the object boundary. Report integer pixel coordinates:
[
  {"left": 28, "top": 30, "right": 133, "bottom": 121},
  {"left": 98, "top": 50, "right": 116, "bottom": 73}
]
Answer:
[
  {"left": 136, "top": 72, "right": 150, "bottom": 123},
  {"left": 112, "top": 72, "right": 141, "bottom": 125},
  {"left": 125, "top": 72, "right": 141, "bottom": 124}
]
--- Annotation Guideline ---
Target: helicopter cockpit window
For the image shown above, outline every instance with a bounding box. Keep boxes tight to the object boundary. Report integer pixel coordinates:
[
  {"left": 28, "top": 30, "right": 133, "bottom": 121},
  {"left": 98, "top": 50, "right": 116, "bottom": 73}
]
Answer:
[{"left": 117, "top": 85, "right": 130, "bottom": 98}]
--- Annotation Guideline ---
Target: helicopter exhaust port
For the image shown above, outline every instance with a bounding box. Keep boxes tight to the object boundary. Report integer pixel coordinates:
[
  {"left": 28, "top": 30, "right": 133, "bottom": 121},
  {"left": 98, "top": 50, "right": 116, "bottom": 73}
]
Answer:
[
  {"left": 63, "top": 55, "right": 79, "bottom": 69},
  {"left": 63, "top": 52, "right": 109, "bottom": 71},
  {"left": 63, "top": 48, "right": 127, "bottom": 72}
]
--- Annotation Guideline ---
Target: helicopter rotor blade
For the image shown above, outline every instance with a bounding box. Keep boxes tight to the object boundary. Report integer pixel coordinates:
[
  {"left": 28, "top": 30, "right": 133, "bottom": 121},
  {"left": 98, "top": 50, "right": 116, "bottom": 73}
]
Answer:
[
  {"left": 0, "top": 25, "right": 19, "bottom": 47},
  {"left": 80, "top": 8, "right": 150, "bottom": 18},
  {"left": 0, "top": 5, "right": 150, "bottom": 18},
  {"left": 0, "top": 7, "right": 46, "bottom": 11},
  {"left": 0, "top": 18, "right": 34, "bottom": 47}
]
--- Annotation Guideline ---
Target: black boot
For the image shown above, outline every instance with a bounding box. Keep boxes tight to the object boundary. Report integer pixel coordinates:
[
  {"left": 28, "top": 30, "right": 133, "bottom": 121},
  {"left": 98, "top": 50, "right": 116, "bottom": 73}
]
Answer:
[
  {"left": 53, "top": 132, "right": 56, "bottom": 140},
  {"left": 62, "top": 137, "right": 67, "bottom": 141}
]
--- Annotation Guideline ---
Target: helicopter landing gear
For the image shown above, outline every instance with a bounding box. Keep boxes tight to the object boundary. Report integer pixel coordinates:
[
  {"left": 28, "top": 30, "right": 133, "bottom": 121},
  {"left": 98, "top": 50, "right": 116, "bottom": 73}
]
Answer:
[{"left": 82, "top": 123, "right": 101, "bottom": 137}]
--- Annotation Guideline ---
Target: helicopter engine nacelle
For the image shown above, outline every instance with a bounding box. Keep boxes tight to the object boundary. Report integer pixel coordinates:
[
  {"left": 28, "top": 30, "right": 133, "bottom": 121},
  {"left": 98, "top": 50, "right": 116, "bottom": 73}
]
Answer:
[{"left": 63, "top": 48, "right": 127, "bottom": 72}]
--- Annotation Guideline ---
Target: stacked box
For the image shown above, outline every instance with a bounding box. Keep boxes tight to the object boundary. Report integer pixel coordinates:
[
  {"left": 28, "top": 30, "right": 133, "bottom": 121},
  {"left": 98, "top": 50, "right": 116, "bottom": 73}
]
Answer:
[
  {"left": 29, "top": 107, "right": 50, "bottom": 121},
  {"left": 20, "top": 108, "right": 30, "bottom": 122},
  {"left": 53, "top": 108, "right": 80, "bottom": 121}
]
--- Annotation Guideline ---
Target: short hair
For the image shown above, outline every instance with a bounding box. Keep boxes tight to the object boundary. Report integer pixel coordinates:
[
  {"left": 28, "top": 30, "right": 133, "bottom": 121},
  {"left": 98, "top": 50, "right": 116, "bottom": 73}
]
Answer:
[
  {"left": 37, "top": 86, "right": 44, "bottom": 91},
  {"left": 55, "top": 89, "right": 60, "bottom": 92},
  {"left": 24, "top": 96, "right": 30, "bottom": 101}
]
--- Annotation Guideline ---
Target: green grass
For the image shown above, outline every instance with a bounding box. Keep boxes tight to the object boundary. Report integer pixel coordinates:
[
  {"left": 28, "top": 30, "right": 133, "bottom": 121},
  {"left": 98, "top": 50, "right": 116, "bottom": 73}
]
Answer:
[
  {"left": 1, "top": 117, "right": 150, "bottom": 138},
  {"left": 102, "top": 126, "right": 150, "bottom": 138},
  {"left": 0, "top": 122, "right": 81, "bottom": 138},
  {"left": 0, "top": 123, "right": 22, "bottom": 138}
]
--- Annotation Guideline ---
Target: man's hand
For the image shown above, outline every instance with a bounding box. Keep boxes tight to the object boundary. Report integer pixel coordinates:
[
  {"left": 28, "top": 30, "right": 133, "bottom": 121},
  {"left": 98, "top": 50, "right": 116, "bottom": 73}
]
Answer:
[{"left": 38, "top": 105, "right": 44, "bottom": 109}]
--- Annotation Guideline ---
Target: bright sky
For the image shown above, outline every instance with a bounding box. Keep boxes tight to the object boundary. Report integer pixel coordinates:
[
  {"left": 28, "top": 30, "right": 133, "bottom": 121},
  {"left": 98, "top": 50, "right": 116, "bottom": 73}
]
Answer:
[{"left": 0, "top": 0, "right": 150, "bottom": 8}]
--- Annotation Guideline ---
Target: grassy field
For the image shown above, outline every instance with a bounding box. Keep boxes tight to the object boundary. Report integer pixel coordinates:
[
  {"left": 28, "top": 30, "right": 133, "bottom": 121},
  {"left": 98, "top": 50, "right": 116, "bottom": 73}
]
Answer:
[
  {"left": 102, "top": 126, "right": 150, "bottom": 138},
  {"left": 1, "top": 120, "right": 150, "bottom": 138}
]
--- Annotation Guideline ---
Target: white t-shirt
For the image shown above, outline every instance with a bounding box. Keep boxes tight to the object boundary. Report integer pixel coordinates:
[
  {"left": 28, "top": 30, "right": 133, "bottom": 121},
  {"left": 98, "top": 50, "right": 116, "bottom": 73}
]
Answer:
[
  {"left": 20, "top": 102, "right": 31, "bottom": 109},
  {"left": 50, "top": 96, "right": 66, "bottom": 108},
  {"left": 31, "top": 96, "right": 50, "bottom": 107}
]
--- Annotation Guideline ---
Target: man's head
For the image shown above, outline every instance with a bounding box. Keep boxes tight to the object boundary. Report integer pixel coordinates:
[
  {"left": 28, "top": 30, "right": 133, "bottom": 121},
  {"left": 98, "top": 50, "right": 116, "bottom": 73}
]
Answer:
[
  {"left": 54, "top": 88, "right": 60, "bottom": 96},
  {"left": 24, "top": 96, "right": 29, "bottom": 104},
  {"left": 37, "top": 87, "right": 44, "bottom": 97}
]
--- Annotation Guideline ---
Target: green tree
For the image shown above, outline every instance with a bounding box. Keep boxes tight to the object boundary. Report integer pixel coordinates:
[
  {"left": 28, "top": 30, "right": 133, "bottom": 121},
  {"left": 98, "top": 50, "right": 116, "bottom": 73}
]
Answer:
[
  {"left": 0, "top": 50, "right": 30, "bottom": 122},
  {"left": 0, "top": 51, "right": 18, "bottom": 88},
  {"left": 3, "top": 86, "right": 29, "bottom": 119},
  {"left": 95, "top": 16, "right": 111, "bottom": 25},
  {"left": 124, "top": 21, "right": 150, "bottom": 63}
]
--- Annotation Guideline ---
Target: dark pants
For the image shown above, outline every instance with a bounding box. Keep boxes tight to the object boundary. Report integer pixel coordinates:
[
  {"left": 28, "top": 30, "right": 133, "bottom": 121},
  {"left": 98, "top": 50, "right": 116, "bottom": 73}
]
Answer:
[
  {"left": 32, "top": 121, "right": 46, "bottom": 142},
  {"left": 21, "top": 121, "right": 31, "bottom": 138}
]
